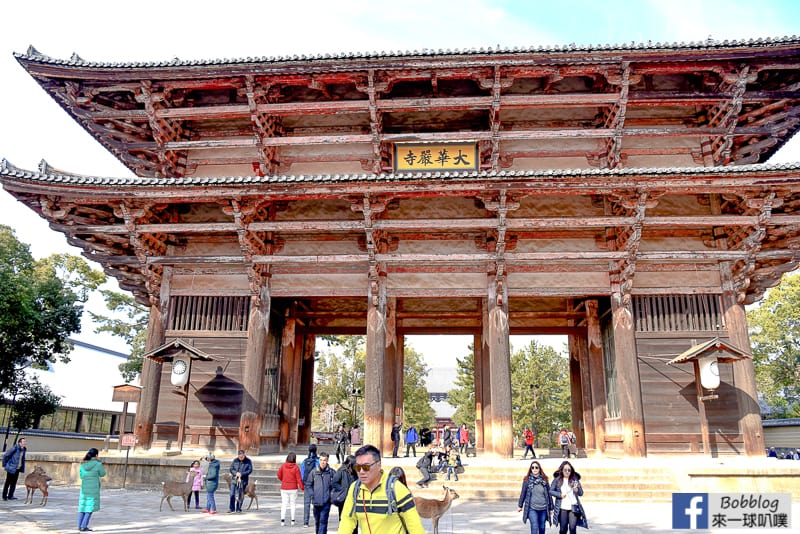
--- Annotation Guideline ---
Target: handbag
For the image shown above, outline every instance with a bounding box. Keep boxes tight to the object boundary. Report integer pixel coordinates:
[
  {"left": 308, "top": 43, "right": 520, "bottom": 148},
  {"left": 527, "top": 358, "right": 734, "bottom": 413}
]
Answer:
[{"left": 571, "top": 504, "right": 582, "bottom": 517}]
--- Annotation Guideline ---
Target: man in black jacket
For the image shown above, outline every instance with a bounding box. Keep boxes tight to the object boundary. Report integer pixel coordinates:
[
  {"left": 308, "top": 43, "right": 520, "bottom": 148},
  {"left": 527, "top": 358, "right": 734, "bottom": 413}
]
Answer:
[
  {"left": 2, "top": 437, "right": 26, "bottom": 501},
  {"left": 415, "top": 446, "right": 435, "bottom": 488},
  {"left": 307, "top": 452, "right": 333, "bottom": 534},
  {"left": 228, "top": 449, "right": 253, "bottom": 513},
  {"left": 391, "top": 421, "right": 402, "bottom": 458}
]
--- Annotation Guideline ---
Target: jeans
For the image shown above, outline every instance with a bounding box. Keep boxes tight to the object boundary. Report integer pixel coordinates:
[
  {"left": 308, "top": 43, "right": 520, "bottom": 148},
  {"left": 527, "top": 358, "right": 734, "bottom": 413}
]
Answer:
[
  {"left": 527, "top": 508, "right": 547, "bottom": 534},
  {"left": 281, "top": 489, "right": 298, "bottom": 521},
  {"left": 523, "top": 444, "right": 536, "bottom": 458},
  {"left": 313, "top": 503, "right": 331, "bottom": 534},
  {"left": 78, "top": 511, "right": 93, "bottom": 530},
  {"left": 392, "top": 440, "right": 399, "bottom": 457},
  {"left": 205, "top": 489, "right": 216, "bottom": 512},
  {"left": 446, "top": 466, "right": 458, "bottom": 480},
  {"left": 303, "top": 489, "right": 313, "bottom": 525},
  {"left": 229, "top": 478, "right": 247, "bottom": 512},
  {"left": 187, "top": 490, "right": 199, "bottom": 508},
  {"left": 416, "top": 467, "right": 431, "bottom": 486}
]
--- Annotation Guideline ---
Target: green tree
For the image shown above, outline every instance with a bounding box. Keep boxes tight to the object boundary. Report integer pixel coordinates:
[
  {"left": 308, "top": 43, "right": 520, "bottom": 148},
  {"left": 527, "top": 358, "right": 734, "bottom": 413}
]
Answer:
[
  {"left": 313, "top": 336, "right": 365, "bottom": 429},
  {"left": 402, "top": 346, "right": 436, "bottom": 430},
  {"left": 747, "top": 273, "right": 800, "bottom": 418},
  {"left": 0, "top": 226, "right": 84, "bottom": 395},
  {"left": 448, "top": 346, "right": 475, "bottom": 430},
  {"left": 10, "top": 376, "right": 61, "bottom": 431},
  {"left": 89, "top": 291, "right": 149, "bottom": 382},
  {"left": 510, "top": 340, "right": 570, "bottom": 447}
]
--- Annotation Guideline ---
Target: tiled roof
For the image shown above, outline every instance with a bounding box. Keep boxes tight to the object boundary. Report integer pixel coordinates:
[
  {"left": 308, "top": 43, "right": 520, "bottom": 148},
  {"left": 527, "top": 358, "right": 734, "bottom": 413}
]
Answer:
[
  {"left": 2, "top": 159, "right": 799, "bottom": 188},
  {"left": 15, "top": 36, "right": 800, "bottom": 69}
]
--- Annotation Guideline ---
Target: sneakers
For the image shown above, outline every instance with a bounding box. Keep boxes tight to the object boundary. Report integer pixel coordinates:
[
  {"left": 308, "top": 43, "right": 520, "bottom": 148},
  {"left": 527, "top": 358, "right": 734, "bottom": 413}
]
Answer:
[
  {"left": 209, "top": 510, "right": 217, "bottom": 515},
  {"left": 202, "top": 509, "right": 209, "bottom": 514}
]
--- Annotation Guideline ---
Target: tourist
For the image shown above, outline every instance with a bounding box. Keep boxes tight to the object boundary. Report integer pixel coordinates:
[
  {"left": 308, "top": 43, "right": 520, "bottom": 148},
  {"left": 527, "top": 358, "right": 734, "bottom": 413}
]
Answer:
[
  {"left": 185, "top": 460, "right": 203, "bottom": 509},
  {"left": 228, "top": 449, "right": 252, "bottom": 513},
  {"left": 557, "top": 429, "right": 572, "bottom": 458},
  {"left": 404, "top": 424, "right": 419, "bottom": 457},
  {"left": 1, "top": 437, "right": 26, "bottom": 501},
  {"left": 203, "top": 453, "right": 220, "bottom": 514},
  {"left": 307, "top": 452, "right": 334, "bottom": 534},
  {"left": 337, "top": 444, "right": 424, "bottom": 534},
  {"left": 77, "top": 447, "right": 106, "bottom": 532},
  {"left": 331, "top": 455, "right": 356, "bottom": 521},
  {"left": 445, "top": 446, "right": 460, "bottom": 482},
  {"left": 415, "top": 446, "right": 435, "bottom": 488},
  {"left": 389, "top": 466, "right": 408, "bottom": 487},
  {"left": 334, "top": 425, "right": 349, "bottom": 464},
  {"left": 517, "top": 460, "right": 552, "bottom": 534},
  {"left": 458, "top": 423, "right": 470, "bottom": 455},
  {"left": 550, "top": 460, "right": 588, "bottom": 534},
  {"left": 522, "top": 426, "right": 536, "bottom": 459},
  {"left": 277, "top": 452, "right": 304, "bottom": 526},
  {"left": 391, "top": 421, "right": 402, "bottom": 458},
  {"left": 301, "top": 444, "right": 320, "bottom": 527},
  {"left": 442, "top": 425, "right": 454, "bottom": 448}
]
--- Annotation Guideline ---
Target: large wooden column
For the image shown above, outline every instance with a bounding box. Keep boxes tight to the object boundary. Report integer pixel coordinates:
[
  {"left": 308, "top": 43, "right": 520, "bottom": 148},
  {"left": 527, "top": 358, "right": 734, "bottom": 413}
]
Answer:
[
  {"left": 571, "top": 334, "right": 595, "bottom": 450},
  {"left": 487, "top": 276, "right": 513, "bottom": 457},
  {"left": 297, "top": 333, "right": 315, "bottom": 445},
  {"left": 585, "top": 300, "right": 606, "bottom": 452},
  {"left": 134, "top": 304, "right": 166, "bottom": 449},
  {"left": 396, "top": 331, "right": 405, "bottom": 422},
  {"left": 278, "top": 313, "right": 297, "bottom": 449},
  {"left": 364, "top": 274, "right": 387, "bottom": 450},
  {"left": 239, "top": 281, "right": 271, "bottom": 452},
  {"left": 722, "top": 286, "right": 765, "bottom": 456},
  {"left": 480, "top": 299, "right": 493, "bottom": 452},
  {"left": 473, "top": 332, "right": 485, "bottom": 450},
  {"left": 611, "top": 292, "right": 646, "bottom": 457},
  {"left": 382, "top": 299, "right": 398, "bottom": 456}
]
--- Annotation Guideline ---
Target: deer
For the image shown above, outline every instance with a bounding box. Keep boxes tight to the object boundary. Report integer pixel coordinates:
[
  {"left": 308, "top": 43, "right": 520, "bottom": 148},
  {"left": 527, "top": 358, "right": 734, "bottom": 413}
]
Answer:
[
  {"left": 414, "top": 485, "right": 460, "bottom": 534},
  {"left": 159, "top": 480, "right": 194, "bottom": 511},
  {"left": 24, "top": 466, "right": 52, "bottom": 506},
  {"left": 223, "top": 472, "right": 258, "bottom": 510}
]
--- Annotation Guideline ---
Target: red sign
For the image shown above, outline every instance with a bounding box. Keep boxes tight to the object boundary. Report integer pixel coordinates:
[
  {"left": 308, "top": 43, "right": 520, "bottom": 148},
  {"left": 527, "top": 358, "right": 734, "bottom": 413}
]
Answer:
[{"left": 121, "top": 434, "right": 137, "bottom": 447}]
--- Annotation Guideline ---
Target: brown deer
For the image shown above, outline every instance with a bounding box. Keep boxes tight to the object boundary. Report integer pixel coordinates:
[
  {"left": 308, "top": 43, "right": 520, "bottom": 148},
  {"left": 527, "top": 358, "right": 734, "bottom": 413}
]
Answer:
[
  {"left": 414, "top": 485, "right": 459, "bottom": 534},
  {"left": 24, "top": 466, "right": 52, "bottom": 506},
  {"left": 223, "top": 472, "right": 258, "bottom": 510},
  {"left": 159, "top": 480, "right": 194, "bottom": 511}
]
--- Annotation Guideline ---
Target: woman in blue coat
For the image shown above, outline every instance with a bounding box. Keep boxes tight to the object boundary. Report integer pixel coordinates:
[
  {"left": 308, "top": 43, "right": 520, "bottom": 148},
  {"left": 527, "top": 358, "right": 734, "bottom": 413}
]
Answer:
[
  {"left": 78, "top": 448, "right": 106, "bottom": 532},
  {"left": 517, "top": 460, "right": 552, "bottom": 534},
  {"left": 549, "top": 460, "right": 588, "bottom": 534}
]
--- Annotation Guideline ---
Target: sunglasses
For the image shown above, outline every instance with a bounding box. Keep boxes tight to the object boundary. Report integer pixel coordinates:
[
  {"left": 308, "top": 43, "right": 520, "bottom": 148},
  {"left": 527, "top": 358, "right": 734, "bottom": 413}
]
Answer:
[
  {"left": 563, "top": 467, "right": 572, "bottom": 472},
  {"left": 530, "top": 466, "right": 540, "bottom": 470},
  {"left": 354, "top": 459, "right": 380, "bottom": 473}
]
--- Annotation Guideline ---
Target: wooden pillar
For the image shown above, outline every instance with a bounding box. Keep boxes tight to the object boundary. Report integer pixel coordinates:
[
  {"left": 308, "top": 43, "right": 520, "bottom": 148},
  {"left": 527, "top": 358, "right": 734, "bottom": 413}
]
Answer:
[
  {"left": 396, "top": 332, "right": 405, "bottom": 422},
  {"left": 487, "top": 276, "right": 513, "bottom": 458},
  {"left": 134, "top": 305, "right": 166, "bottom": 449},
  {"left": 611, "top": 293, "right": 646, "bottom": 457},
  {"left": 721, "top": 289, "right": 766, "bottom": 456},
  {"left": 585, "top": 300, "right": 606, "bottom": 452},
  {"left": 239, "top": 282, "right": 270, "bottom": 452},
  {"left": 278, "top": 315, "right": 296, "bottom": 449},
  {"left": 568, "top": 337, "right": 585, "bottom": 448},
  {"left": 364, "top": 275, "right": 387, "bottom": 450},
  {"left": 288, "top": 329, "right": 305, "bottom": 445},
  {"left": 571, "top": 334, "right": 595, "bottom": 450},
  {"left": 381, "top": 332, "right": 398, "bottom": 455},
  {"left": 480, "top": 299, "right": 493, "bottom": 453},
  {"left": 473, "top": 332, "right": 485, "bottom": 450},
  {"left": 298, "top": 333, "right": 316, "bottom": 445}
]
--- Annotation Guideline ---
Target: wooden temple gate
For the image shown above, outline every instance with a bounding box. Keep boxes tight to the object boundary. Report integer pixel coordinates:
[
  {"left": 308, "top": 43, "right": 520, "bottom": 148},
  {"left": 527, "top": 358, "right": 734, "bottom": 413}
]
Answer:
[{"left": 4, "top": 37, "right": 800, "bottom": 457}]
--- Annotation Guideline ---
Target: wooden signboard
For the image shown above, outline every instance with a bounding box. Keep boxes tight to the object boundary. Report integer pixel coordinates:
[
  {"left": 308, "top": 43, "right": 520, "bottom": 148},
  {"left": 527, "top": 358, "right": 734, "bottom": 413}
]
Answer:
[{"left": 394, "top": 142, "right": 478, "bottom": 172}]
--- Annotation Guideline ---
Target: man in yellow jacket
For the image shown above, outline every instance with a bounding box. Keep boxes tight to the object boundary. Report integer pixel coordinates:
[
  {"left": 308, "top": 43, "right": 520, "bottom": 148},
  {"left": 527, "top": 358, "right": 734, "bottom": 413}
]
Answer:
[{"left": 337, "top": 444, "right": 425, "bottom": 534}]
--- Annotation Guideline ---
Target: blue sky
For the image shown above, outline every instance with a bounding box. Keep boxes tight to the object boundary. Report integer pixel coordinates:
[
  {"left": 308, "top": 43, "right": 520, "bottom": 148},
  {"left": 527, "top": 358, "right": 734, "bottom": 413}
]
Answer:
[{"left": 1, "top": 0, "right": 798, "bottom": 363}]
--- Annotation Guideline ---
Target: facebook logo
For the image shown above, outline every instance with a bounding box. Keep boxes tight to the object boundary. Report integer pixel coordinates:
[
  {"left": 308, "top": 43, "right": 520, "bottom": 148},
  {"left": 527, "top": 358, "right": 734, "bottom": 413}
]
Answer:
[{"left": 672, "top": 493, "right": 708, "bottom": 529}]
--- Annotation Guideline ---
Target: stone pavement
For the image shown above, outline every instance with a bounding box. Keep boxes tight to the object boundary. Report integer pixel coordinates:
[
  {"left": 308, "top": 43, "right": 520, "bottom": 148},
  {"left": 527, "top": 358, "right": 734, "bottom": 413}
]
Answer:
[{"left": 2, "top": 484, "right": 800, "bottom": 534}]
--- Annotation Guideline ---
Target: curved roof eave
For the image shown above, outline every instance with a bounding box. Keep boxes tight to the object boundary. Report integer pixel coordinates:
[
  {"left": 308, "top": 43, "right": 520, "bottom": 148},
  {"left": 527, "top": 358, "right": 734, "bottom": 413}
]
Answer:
[
  {"left": 2, "top": 159, "right": 800, "bottom": 194},
  {"left": 14, "top": 35, "right": 800, "bottom": 72}
]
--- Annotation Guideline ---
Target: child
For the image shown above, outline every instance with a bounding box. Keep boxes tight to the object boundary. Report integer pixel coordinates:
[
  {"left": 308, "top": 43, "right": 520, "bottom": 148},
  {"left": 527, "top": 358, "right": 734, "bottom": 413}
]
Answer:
[
  {"left": 186, "top": 460, "right": 203, "bottom": 509},
  {"left": 445, "top": 448, "right": 459, "bottom": 482}
]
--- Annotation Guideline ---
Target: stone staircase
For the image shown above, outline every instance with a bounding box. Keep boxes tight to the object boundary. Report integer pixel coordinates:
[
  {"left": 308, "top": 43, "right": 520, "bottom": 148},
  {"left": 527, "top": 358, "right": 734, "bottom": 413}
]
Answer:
[{"left": 241, "top": 448, "right": 680, "bottom": 503}]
